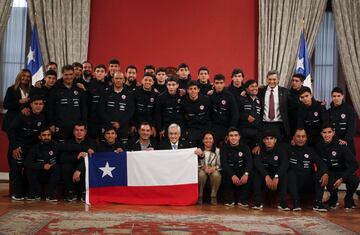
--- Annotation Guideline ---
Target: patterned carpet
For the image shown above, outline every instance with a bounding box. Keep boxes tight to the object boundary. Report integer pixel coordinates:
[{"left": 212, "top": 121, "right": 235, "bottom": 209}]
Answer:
[{"left": 0, "top": 209, "right": 356, "bottom": 234}]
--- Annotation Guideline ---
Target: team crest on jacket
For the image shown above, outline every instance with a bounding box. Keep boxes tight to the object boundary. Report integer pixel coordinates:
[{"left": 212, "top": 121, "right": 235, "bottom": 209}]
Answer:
[
  {"left": 121, "top": 95, "right": 126, "bottom": 99},
  {"left": 221, "top": 100, "right": 226, "bottom": 105},
  {"left": 74, "top": 90, "right": 78, "bottom": 95},
  {"left": 341, "top": 113, "right": 346, "bottom": 119},
  {"left": 200, "top": 105, "right": 204, "bottom": 110},
  {"left": 274, "top": 155, "right": 278, "bottom": 161},
  {"left": 332, "top": 151, "right": 337, "bottom": 156},
  {"left": 150, "top": 98, "right": 154, "bottom": 102},
  {"left": 314, "top": 112, "right": 318, "bottom": 116},
  {"left": 238, "top": 152, "right": 243, "bottom": 157},
  {"left": 256, "top": 99, "right": 260, "bottom": 104},
  {"left": 304, "top": 154, "right": 309, "bottom": 158},
  {"left": 177, "top": 99, "right": 181, "bottom": 103},
  {"left": 49, "top": 151, "right": 53, "bottom": 156},
  {"left": 37, "top": 122, "right": 42, "bottom": 127}
]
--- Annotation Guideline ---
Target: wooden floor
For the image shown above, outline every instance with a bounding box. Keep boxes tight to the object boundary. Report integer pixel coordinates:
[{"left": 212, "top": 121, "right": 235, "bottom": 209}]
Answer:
[{"left": 0, "top": 183, "right": 359, "bottom": 233}]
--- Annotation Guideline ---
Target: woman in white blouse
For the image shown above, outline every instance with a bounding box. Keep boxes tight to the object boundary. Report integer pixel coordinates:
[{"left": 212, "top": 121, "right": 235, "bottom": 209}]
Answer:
[{"left": 198, "top": 132, "right": 221, "bottom": 205}]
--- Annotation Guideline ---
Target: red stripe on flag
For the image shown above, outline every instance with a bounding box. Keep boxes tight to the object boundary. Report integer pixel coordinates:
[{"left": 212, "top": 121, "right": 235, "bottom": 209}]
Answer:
[{"left": 89, "top": 183, "right": 198, "bottom": 206}]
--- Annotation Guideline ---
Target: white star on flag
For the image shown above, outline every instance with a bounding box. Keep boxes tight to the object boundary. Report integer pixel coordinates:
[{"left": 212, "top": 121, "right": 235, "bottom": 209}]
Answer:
[
  {"left": 99, "top": 161, "right": 116, "bottom": 178},
  {"left": 296, "top": 57, "right": 304, "bottom": 71},
  {"left": 27, "top": 47, "right": 35, "bottom": 64}
]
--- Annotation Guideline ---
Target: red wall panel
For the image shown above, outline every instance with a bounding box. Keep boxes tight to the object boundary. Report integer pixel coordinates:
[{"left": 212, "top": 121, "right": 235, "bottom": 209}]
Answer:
[{"left": 87, "top": 0, "right": 258, "bottom": 82}]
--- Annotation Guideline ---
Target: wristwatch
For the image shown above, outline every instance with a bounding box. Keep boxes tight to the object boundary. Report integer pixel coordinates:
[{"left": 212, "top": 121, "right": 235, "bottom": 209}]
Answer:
[
  {"left": 244, "top": 172, "right": 249, "bottom": 176},
  {"left": 274, "top": 174, "right": 279, "bottom": 178}
]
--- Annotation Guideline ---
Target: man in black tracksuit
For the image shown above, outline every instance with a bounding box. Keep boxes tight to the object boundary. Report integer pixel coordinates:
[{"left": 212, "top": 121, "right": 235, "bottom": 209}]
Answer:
[
  {"left": 97, "top": 126, "right": 124, "bottom": 152},
  {"left": 253, "top": 129, "right": 289, "bottom": 210},
  {"left": 86, "top": 64, "right": 110, "bottom": 139},
  {"left": 221, "top": 127, "right": 252, "bottom": 207},
  {"left": 237, "top": 80, "right": 262, "bottom": 150},
  {"left": 131, "top": 73, "right": 159, "bottom": 137},
  {"left": 155, "top": 77, "right": 185, "bottom": 139},
  {"left": 7, "top": 95, "right": 46, "bottom": 200},
  {"left": 288, "top": 128, "right": 329, "bottom": 212},
  {"left": 99, "top": 72, "right": 135, "bottom": 146},
  {"left": 297, "top": 87, "right": 329, "bottom": 147},
  {"left": 60, "top": 123, "right": 96, "bottom": 202},
  {"left": 328, "top": 87, "right": 356, "bottom": 155},
  {"left": 48, "top": 65, "right": 87, "bottom": 143},
  {"left": 288, "top": 74, "right": 304, "bottom": 137},
  {"left": 181, "top": 80, "right": 212, "bottom": 147},
  {"left": 209, "top": 74, "right": 238, "bottom": 145},
  {"left": 315, "top": 125, "right": 359, "bottom": 209},
  {"left": 25, "top": 127, "right": 61, "bottom": 201}
]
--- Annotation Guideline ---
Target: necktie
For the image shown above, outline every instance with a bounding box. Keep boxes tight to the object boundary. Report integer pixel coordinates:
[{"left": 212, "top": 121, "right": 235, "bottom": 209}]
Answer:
[
  {"left": 172, "top": 144, "right": 177, "bottom": 150},
  {"left": 268, "top": 89, "right": 275, "bottom": 120}
]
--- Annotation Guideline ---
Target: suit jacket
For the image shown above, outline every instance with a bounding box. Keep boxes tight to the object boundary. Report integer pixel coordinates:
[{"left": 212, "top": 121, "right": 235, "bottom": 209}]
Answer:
[
  {"left": 2, "top": 86, "right": 23, "bottom": 132},
  {"left": 126, "top": 138, "right": 158, "bottom": 151},
  {"left": 158, "top": 139, "right": 190, "bottom": 150},
  {"left": 258, "top": 85, "right": 290, "bottom": 138}
]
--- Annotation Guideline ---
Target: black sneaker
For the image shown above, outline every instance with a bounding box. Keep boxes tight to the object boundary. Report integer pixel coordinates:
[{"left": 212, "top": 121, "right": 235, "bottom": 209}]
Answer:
[
  {"left": 26, "top": 195, "right": 41, "bottom": 201},
  {"left": 46, "top": 196, "right": 58, "bottom": 202},
  {"left": 313, "top": 202, "right": 328, "bottom": 212},
  {"left": 293, "top": 200, "right": 302, "bottom": 211},
  {"left": 65, "top": 192, "right": 77, "bottom": 202},
  {"left": 81, "top": 192, "right": 86, "bottom": 203},
  {"left": 278, "top": 201, "right": 290, "bottom": 211},
  {"left": 11, "top": 195, "right": 24, "bottom": 201},
  {"left": 224, "top": 202, "right": 235, "bottom": 207},
  {"left": 238, "top": 202, "right": 249, "bottom": 208},
  {"left": 328, "top": 202, "right": 339, "bottom": 209},
  {"left": 210, "top": 197, "right": 217, "bottom": 205},
  {"left": 252, "top": 203, "right": 263, "bottom": 210}
]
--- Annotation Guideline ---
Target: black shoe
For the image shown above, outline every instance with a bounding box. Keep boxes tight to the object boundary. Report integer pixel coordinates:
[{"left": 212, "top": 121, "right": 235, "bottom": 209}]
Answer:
[
  {"left": 278, "top": 201, "right": 290, "bottom": 211},
  {"left": 293, "top": 200, "right": 302, "bottom": 211},
  {"left": 238, "top": 202, "right": 249, "bottom": 208},
  {"left": 313, "top": 202, "right": 328, "bottom": 212},
  {"left": 65, "top": 192, "right": 77, "bottom": 202},
  {"left": 26, "top": 195, "right": 41, "bottom": 201},
  {"left": 81, "top": 192, "right": 86, "bottom": 203},
  {"left": 252, "top": 203, "right": 263, "bottom": 210},
  {"left": 11, "top": 195, "right": 25, "bottom": 201},
  {"left": 46, "top": 196, "right": 58, "bottom": 202},
  {"left": 328, "top": 202, "right": 339, "bottom": 209}
]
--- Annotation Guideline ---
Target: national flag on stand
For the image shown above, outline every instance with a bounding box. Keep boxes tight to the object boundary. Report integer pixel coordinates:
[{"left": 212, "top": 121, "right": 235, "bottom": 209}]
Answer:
[
  {"left": 296, "top": 32, "right": 312, "bottom": 89},
  {"left": 85, "top": 148, "right": 198, "bottom": 205},
  {"left": 27, "top": 26, "right": 44, "bottom": 84}
]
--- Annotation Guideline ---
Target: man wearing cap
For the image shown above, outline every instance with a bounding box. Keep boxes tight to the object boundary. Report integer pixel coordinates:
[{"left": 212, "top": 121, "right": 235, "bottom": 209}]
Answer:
[
  {"left": 181, "top": 80, "right": 212, "bottom": 146},
  {"left": 315, "top": 125, "right": 359, "bottom": 210},
  {"left": 288, "top": 128, "right": 329, "bottom": 212},
  {"left": 253, "top": 129, "right": 290, "bottom": 210}
]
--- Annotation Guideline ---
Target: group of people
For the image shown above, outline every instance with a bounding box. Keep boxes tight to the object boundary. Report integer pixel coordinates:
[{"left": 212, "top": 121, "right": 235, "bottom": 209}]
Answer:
[{"left": 1, "top": 59, "right": 359, "bottom": 211}]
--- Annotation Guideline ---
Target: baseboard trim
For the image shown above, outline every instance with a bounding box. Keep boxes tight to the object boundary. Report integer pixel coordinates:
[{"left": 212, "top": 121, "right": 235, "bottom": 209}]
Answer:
[{"left": 0, "top": 172, "right": 9, "bottom": 181}]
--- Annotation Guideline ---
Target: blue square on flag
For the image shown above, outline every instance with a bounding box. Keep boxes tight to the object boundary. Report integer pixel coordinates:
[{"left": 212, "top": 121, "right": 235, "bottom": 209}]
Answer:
[{"left": 88, "top": 152, "right": 127, "bottom": 187}]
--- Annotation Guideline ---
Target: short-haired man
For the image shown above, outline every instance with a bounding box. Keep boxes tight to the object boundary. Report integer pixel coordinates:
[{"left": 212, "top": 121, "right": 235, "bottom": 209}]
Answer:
[
  {"left": 328, "top": 87, "right": 356, "bottom": 155},
  {"left": 227, "top": 68, "right": 245, "bottom": 98},
  {"left": 297, "top": 87, "right": 329, "bottom": 146},
  {"left": 288, "top": 74, "right": 305, "bottom": 137},
  {"left": 125, "top": 65, "right": 138, "bottom": 91},
  {"left": 210, "top": 74, "right": 239, "bottom": 144},
  {"left": 177, "top": 63, "right": 191, "bottom": 95},
  {"left": 197, "top": 66, "right": 212, "bottom": 95},
  {"left": 258, "top": 70, "right": 290, "bottom": 142},
  {"left": 48, "top": 65, "right": 87, "bottom": 143},
  {"left": 181, "top": 80, "right": 211, "bottom": 146},
  {"left": 99, "top": 71, "right": 135, "bottom": 146},
  {"left": 159, "top": 123, "right": 189, "bottom": 150},
  {"left": 127, "top": 122, "right": 158, "bottom": 151},
  {"left": 288, "top": 128, "right": 328, "bottom": 212},
  {"left": 154, "top": 67, "right": 168, "bottom": 93},
  {"left": 105, "top": 58, "right": 120, "bottom": 85},
  {"left": 96, "top": 125, "right": 124, "bottom": 153},
  {"left": 155, "top": 77, "right": 185, "bottom": 139},
  {"left": 253, "top": 129, "right": 289, "bottom": 210},
  {"left": 315, "top": 125, "right": 359, "bottom": 210},
  {"left": 221, "top": 127, "right": 252, "bottom": 207}
]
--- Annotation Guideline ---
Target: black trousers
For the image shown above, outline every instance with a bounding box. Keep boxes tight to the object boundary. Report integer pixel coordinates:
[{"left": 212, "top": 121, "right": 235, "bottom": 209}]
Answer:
[
  {"left": 54, "top": 126, "right": 73, "bottom": 143},
  {"left": 222, "top": 171, "right": 252, "bottom": 204},
  {"left": 186, "top": 128, "right": 206, "bottom": 147},
  {"left": 240, "top": 127, "right": 260, "bottom": 150},
  {"left": 211, "top": 124, "right": 228, "bottom": 146},
  {"left": 287, "top": 170, "right": 324, "bottom": 202},
  {"left": 253, "top": 169, "right": 287, "bottom": 205},
  {"left": 9, "top": 157, "right": 26, "bottom": 197},
  {"left": 327, "top": 171, "right": 359, "bottom": 204},
  {"left": 262, "top": 122, "right": 287, "bottom": 142},
  {"left": 61, "top": 162, "right": 85, "bottom": 195},
  {"left": 88, "top": 120, "right": 101, "bottom": 140},
  {"left": 26, "top": 164, "right": 61, "bottom": 197}
]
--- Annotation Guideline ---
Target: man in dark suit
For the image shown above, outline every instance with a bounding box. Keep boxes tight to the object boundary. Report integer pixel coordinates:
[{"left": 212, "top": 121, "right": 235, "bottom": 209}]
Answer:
[
  {"left": 258, "top": 70, "right": 290, "bottom": 142},
  {"left": 159, "top": 123, "right": 190, "bottom": 150}
]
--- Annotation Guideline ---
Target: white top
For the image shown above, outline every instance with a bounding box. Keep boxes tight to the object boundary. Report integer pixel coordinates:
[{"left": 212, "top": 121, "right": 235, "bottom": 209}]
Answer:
[{"left": 263, "top": 85, "right": 282, "bottom": 122}]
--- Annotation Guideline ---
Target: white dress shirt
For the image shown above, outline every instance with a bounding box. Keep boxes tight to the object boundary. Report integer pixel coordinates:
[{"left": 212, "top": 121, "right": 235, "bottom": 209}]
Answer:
[{"left": 263, "top": 85, "right": 282, "bottom": 122}]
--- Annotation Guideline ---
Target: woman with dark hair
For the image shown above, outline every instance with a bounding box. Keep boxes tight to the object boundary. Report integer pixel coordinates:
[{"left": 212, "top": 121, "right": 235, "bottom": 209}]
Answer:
[
  {"left": 198, "top": 131, "right": 221, "bottom": 205},
  {"left": 2, "top": 68, "right": 33, "bottom": 132}
]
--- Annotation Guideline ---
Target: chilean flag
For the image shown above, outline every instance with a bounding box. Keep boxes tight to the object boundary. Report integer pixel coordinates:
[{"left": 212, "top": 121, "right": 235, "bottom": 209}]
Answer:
[{"left": 85, "top": 148, "right": 198, "bottom": 205}]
